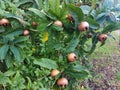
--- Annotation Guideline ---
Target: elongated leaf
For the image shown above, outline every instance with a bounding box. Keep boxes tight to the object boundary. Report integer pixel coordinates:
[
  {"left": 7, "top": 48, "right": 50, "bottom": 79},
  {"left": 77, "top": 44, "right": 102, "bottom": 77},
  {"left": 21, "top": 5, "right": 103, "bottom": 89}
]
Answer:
[
  {"left": 10, "top": 45, "right": 21, "bottom": 61},
  {"left": 66, "top": 38, "right": 79, "bottom": 53},
  {"left": 89, "top": 34, "right": 99, "bottom": 55},
  {"left": 33, "top": 58, "right": 58, "bottom": 69},
  {"left": 85, "top": 17, "right": 99, "bottom": 29},
  {"left": 0, "top": 26, "right": 5, "bottom": 33},
  {"left": 26, "top": 77, "right": 32, "bottom": 90},
  {"left": 5, "top": 54, "right": 12, "bottom": 68},
  {"left": 71, "top": 64, "right": 86, "bottom": 72},
  {"left": 80, "top": 5, "right": 91, "bottom": 15},
  {"left": 43, "top": 0, "right": 49, "bottom": 11},
  {"left": 16, "top": 0, "right": 33, "bottom": 7},
  {"left": 28, "top": 8, "right": 47, "bottom": 20},
  {"left": 34, "top": 0, "right": 43, "bottom": 8},
  {"left": 103, "top": 22, "right": 120, "bottom": 33},
  {"left": 49, "top": 0, "right": 60, "bottom": 16},
  {"left": 5, "top": 30, "right": 23, "bottom": 39},
  {"left": 0, "top": 44, "right": 9, "bottom": 60},
  {"left": 4, "top": 70, "right": 15, "bottom": 77},
  {"left": 4, "top": 13, "right": 30, "bottom": 26},
  {"left": 14, "top": 36, "right": 29, "bottom": 44},
  {"left": 0, "top": 1, "right": 5, "bottom": 9},
  {"left": 52, "top": 25, "right": 63, "bottom": 31},
  {"left": 68, "top": 4, "right": 84, "bottom": 21},
  {"left": 68, "top": 4, "right": 84, "bottom": 28},
  {"left": 96, "top": 13, "right": 106, "bottom": 20},
  {"left": 10, "top": 71, "right": 26, "bottom": 90},
  {"left": 96, "top": 13, "right": 106, "bottom": 24},
  {"left": 107, "top": 13, "right": 116, "bottom": 22},
  {"left": 0, "top": 9, "right": 8, "bottom": 16},
  {"left": 66, "top": 70, "right": 90, "bottom": 79},
  {"left": 0, "top": 72, "right": 10, "bottom": 85},
  {"left": 66, "top": 62, "right": 90, "bottom": 79},
  {"left": 49, "top": 0, "right": 60, "bottom": 11}
]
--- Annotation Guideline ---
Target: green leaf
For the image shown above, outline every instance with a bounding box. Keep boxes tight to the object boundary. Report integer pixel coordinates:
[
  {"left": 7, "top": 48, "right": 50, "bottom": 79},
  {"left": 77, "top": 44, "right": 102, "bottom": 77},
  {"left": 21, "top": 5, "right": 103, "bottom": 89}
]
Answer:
[
  {"left": 52, "top": 25, "right": 63, "bottom": 31},
  {"left": 85, "top": 17, "right": 99, "bottom": 29},
  {"left": 10, "top": 71, "right": 25, "bottom": 90},
  {"left": 10, "top": 45, "right": 21, "bottom": 61},
  {"left": 0, "top": 44, "right": 9, "bottom": 60},
  {"left": 107, "top": 13, "right": 116, "bottom": 23},
  {"left": 43, "top": 0, "right": 49, "bottom": 11},
  {"left": 80, "top": 5, "right": 91, "bottom": 15},
  {"left": 49, "top": 0, "right": 60, "bottom": 16},
  {"left": 4, "top": 13, "right": 30, "bottom": 26},
  {"left": 15, "top": 0, "right": 33, "bottom": 7},
  {"left": 68, "top": 4, "right": 84, "bottom": 29},
  {"left": 67, "top": 70, "right": 90, "bottom": 79},
  {"left": 103, "top": 22, "right": 120, "bottom": 33},
  {"left": 71, "top": 63, "right": 87, "bottom": 71},
  {"left": 96, "top": 13, "right": 106, "bottom": 24},
  {"left": 4, "top": 70, "right": 15, "bottom": 77},
  {"left": 39, "top": 88, "right": 49, "bottom": 90},
  {"left": 89, "top": 34, "right": 99, "bottom": 55},
  {"left": 33, "top": 58, "right": 58, "bottom": 69},
  {"left": 68, "top": 4, "right": 84, "bottom": 21},
  {"left": 34, "top": 0, "right": 43, "bottom": 9},
  {"left": 5, "top": 54, "right": 12, "bottom": 68},
  {"left": 0, "top": 26, "right": 5, "bottom": 33},
  {"left": 66, "top": 62, "right": 90, "bottom": 79},
  {"left": 5, "top": 30, "right": 23, "bottom": 39},
  {"left": 28, "top": 8, "right": 47, "bottom": 20},
  {"left": 0, "top": 1, "right": 5, "bottom": 10},
  {"left": 14, "top": 36, "right": 29, "bottom": 44},
  {"left": 37, "top": 23, "right": 48, "bottom": 31},
  {"left": 0, "top": 72, "right": 10, "bottom": 85},
  {"left": 66, "top": 38, "right": 79, "bottom": 53},
  {"left": 26, "top": 77, "right": 32, "bottom": 90}
]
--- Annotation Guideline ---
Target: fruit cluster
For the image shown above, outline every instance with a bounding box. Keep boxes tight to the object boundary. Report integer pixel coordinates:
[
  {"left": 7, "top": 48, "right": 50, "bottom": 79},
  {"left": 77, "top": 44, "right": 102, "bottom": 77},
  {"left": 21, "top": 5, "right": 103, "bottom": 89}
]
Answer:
[
  {"left": 54, "top": 17, "right": 108, "bottom": 43},
  {"left": 50, "top": 53, "right": 77, "bottom": 87}
]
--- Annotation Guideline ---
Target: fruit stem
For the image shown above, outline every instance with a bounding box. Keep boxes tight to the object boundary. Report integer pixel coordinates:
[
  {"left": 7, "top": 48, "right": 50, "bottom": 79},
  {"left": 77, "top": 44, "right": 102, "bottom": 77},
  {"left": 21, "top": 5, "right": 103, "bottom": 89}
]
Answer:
[{"left": 47, "top": 21, "right": 54, "bottom": 27}]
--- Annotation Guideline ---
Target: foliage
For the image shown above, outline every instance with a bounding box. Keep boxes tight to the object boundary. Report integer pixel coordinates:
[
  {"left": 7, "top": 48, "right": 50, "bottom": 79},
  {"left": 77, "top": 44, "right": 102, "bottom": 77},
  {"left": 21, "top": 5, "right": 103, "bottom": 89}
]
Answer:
[{"left": 0, "top": 0, "right": 119, "bottom": 89}]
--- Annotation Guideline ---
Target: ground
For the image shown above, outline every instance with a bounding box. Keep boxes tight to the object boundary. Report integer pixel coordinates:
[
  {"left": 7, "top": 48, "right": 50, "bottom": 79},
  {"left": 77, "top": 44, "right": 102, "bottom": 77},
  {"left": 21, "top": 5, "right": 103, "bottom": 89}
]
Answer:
[{"left": 88, "top": 31, "right": 120, "bottom": 90}]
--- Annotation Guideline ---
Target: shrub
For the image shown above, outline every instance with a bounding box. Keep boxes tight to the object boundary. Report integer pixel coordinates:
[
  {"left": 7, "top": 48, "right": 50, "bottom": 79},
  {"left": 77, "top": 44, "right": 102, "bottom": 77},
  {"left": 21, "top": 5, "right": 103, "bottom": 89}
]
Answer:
[{"left": 0, "top": 0, "right": 119, "bottom": 89}]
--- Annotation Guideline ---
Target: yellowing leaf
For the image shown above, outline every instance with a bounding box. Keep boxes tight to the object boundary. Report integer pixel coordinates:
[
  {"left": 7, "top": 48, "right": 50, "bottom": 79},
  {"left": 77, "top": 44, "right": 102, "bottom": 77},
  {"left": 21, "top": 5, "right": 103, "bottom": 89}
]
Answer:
[
  {"left": 32, "top": 48, "right": 35, "bottom": 51},
  {"left": 42, "top": 31, "right": 49, "bottom": 43}
]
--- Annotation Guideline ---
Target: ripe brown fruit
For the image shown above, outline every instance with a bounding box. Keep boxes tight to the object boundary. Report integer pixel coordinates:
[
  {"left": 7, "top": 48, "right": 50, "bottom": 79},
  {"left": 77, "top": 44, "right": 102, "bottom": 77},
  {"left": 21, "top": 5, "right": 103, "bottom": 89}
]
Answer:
[
  {"left": 51, "top": 69, "right": 60, "bottom": 77},
  {"left": 0, "top": 18, "right": 9, "bottom": 26},
  {"left": 98, "top": 34, "right": 108, "bottom": 42},
  {"left": 67, "top": 14, "right": 74, "bottom": 22},
  {"left": 23, "top": 30, "right": 29, "bottom": 36},
  {"left": 57, "top": 78, "right": 68, "bottom": 86},
  {"left": 32, "top": 22, "right": 38, "bottom": 27},
  {"left": 78, "top": 21, "right": 89, "bottom": 31},
  {"left": 54, "top": 20, "right": 63, "bottom": 27},
  {"left": 67, "top": 53, "right": 77, "bottom": 62}
]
